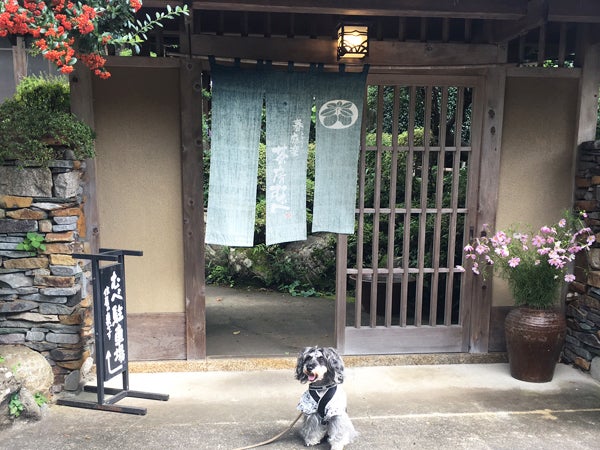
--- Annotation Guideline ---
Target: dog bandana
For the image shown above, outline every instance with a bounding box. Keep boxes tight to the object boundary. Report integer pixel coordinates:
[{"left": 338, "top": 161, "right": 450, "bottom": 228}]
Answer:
[{"left": 297, "top": 385, "right": 347, "bottom": 424}]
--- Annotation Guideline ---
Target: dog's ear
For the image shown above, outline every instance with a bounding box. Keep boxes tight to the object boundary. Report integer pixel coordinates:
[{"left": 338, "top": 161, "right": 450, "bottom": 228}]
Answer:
[
  {"left": 323, "top": 347, "right": 344, "bottom": 384},
  {"left": 295, "top": 347, "right": 310, "bottom": 382}
]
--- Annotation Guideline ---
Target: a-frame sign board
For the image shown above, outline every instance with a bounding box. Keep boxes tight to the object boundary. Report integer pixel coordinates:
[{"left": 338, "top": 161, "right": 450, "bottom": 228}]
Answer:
[{"left": 57, "top": 249, "right": 169, "bottom": 415}]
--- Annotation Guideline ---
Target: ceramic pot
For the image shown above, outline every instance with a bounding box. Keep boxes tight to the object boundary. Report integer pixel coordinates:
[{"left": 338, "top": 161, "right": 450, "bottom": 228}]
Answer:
[{"left": 504, "top": 307, "right": 566, "bottom": 383}]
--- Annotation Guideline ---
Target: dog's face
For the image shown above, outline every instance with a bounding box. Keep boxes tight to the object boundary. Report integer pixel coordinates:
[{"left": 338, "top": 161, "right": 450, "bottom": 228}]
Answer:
[{"left": 295, "top": 346, "right": 344, "bottom": 386}]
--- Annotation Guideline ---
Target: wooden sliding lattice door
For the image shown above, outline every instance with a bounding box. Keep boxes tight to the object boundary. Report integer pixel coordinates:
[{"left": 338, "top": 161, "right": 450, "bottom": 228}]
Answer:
[{"left": 336, "top": 74, "right": 483, "bottom": 354}]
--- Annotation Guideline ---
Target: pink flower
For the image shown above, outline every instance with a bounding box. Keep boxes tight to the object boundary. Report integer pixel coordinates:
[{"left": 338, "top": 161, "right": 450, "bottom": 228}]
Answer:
[
  {"left": 495, "top": 246, "right": 509, "bottom": 258},
  {"left": 475, "top": 243, "right": 488, "bottom": 255},
  {"left": 531, "top": 235, "right": 545, "bottom": 247},
  {"left": 564, "top": 274, "right": 576, "bottom": 283},
  {"left": 558, "top": 218, "right": 567, "bottom": 228},
  {"left": 508, "top": 257, "right": 520, "bottom": 268},
  {"left": 455, "top": 265, "right": 466, "bottom": 273}
]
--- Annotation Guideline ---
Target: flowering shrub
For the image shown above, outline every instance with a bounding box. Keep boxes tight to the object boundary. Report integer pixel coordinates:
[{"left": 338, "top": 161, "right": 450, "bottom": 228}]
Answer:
[
  {"left": 0, "top": 1, "right": 188, "bottom": 78},
  {"left": 458, "top": 211, "right": 596, "bottom": 309}
]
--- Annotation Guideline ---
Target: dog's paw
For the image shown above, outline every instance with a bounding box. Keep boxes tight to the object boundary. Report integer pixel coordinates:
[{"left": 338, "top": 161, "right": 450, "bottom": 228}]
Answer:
[{"left": 304, "top": 439, "right": 321, "bottom": 447}]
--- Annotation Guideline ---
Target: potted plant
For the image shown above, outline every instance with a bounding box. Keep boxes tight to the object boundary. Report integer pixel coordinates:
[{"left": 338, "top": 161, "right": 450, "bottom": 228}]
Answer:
[{"left": 459, "top": 210, "right": 595, "bottom": 382}]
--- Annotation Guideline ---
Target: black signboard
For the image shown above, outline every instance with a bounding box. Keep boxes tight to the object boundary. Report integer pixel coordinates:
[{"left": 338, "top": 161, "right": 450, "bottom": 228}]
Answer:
[
  {"left": 99, "top": 264, "right": 128, "bottom": 382},
  {"left": 56, "top": 249, "right": 168, "bottom": 415}
]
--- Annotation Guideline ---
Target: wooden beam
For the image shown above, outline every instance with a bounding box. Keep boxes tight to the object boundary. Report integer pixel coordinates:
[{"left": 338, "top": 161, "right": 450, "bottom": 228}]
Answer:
[
  {"left": 191, "top": 34, "right": 501, "bottom": 67},
  {"left": 105, "top": 55, "right": 181, "bottom": 68},
  {"left": 548, "top": 0, "right": 600, "bottom": 23},
  {"left": 180, "top": 59, "right": 206, "bottom": 359},
  {"left": 490, "top": 0, "right": 548, "bottom": 43},
  {"left": 144, "top": 0, "right": 527, "bottom": 19}
]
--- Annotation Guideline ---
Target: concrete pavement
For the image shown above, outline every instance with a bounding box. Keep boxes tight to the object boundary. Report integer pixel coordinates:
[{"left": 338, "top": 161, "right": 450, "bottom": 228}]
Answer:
[{"left": 2, "top": 362, "right": 600, "bottom": 449}]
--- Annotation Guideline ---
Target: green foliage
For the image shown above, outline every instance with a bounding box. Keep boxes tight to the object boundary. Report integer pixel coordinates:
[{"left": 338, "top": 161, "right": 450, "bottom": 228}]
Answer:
[
  {"left": 16, "top": 232, "right": 47, "bottom": 256},
  {"left": 111, "top": 4, "right": 190, "bottom": 55},
  {"left": 280, "top": 280, "right": 319, "bottom": 297},
  {"left": 8, "top": 393, "right": 23, "bottom": 418},
  {"left": 206, "top": 265, "right": 235, "bottom": 287},
  {"left": 0, "top": 355, "right": 4, "bottom": 363},
  {"left": 0, "top": 75, "right": 95, "bottom": 166},
  {"left": 365, "top": 85, "right": 473, "bottom": 147},
  {"left": 34, "top": 392, "right": 48, "bottom": 407},
  {"left": 14, "top": 74, "right": 70, "bottom": 113}
]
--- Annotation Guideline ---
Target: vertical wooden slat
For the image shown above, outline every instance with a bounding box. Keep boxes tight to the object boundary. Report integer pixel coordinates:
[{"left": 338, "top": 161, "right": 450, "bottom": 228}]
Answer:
[
  {"left": 415, "top": 86, "right": 432, "bottom": 327},
  {"left": 401, "top": 86, "right": 416, "bottom": 327},
  {"left": 537, "top": 24, "right": 546, "bottom": 66},
  {"left": 370, "top": 86, "right": 384, "bottom": 328},
  {"left": 442, "top": 19, "right": 450, "bottom": 43},
  {"left": 464, "top": 19, "right": 472, "bottom": 43},
  {"left": 264, "top": 12, "right": 272, "bottom": 37},
  {"left": 420, "top": 18, "right": 428, "bottom": 42},
  {"left": 398, "top": 17, "right": 406, "bottom": 41},
  {"left": 241, "top": 11, "right": 249, "bottom": 37},
  {"left": 385, "top": 87, "right": 400, "bottom": 328},
  {"left": 217, "top": 11, "right": 225, "bottom": 35},
  {"left": 288, "top": 13, "right": 295, "bottom": 38},
  {"left": 557, "top": 23, "right": 568, "bottom": 67},
  {"left": 376, "top": 19, "right": 384, "bottom": 41},
  {"left": 447, "top": 87, "right": 464, "bottom": 326},
  {"left": 431, "top": 87, "right": 449, "bottom": 326},
  {"left": 336, "top": 234, "right": 348, "bottom": 351},
  {"left": 180, "top": 59, "right": 206, "bottom": 359},
  {"left": 355, "top": 87, "right": 369, "bottom": 328},
  {"left": 518, "top": 34, "right": 526, "bottom": 64}
]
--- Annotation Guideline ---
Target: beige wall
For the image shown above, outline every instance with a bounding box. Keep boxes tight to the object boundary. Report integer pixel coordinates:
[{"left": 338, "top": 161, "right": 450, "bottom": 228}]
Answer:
[
  {"left": 493, "top": 76, "right": 578, "bottom": 306},
  {"left": 92, "top": 66, "right": 184, "bottom": 313}
]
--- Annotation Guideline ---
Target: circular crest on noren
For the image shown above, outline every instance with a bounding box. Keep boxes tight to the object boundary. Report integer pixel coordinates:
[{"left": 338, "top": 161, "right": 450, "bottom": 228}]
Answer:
[{"left": 318, "top": 99, "right": 359, "bottom": 129}]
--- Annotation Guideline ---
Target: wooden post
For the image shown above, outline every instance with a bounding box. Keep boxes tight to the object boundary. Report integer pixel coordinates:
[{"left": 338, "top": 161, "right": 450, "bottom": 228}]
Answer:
[
  {"left": 573, "top": 29, "right": 600, "bottom": 150},
  {"left": 12, "top": 36, "right": 27, "bottom": 87},
  {"left": 470, "top": 62, "right": 507, "bottom": 353},
  {"left": 70, "top": 64, "right": 100, "bottom": 253},
  {"left": 180, "top": 58, "right": 206, "bottom": 360}
]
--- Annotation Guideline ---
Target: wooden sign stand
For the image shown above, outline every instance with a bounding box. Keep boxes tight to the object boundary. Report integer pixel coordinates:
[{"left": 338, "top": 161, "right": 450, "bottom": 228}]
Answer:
[{"left": 57, "top": 249, "right": 169, "bottom": 415}]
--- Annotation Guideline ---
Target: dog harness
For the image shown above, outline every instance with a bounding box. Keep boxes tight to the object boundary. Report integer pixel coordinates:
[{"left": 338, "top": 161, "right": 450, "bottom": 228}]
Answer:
[{"left": 297, "top": 384, "right": 347, "bottom": 424}]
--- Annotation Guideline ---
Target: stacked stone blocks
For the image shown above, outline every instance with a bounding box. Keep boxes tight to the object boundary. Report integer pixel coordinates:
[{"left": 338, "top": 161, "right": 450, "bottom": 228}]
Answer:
[
  {"left": 0, "top": 161, "right": 92, "bottom": 392},
  {"left": 569, "top": 140, "right": 600, "bottom": 377}
]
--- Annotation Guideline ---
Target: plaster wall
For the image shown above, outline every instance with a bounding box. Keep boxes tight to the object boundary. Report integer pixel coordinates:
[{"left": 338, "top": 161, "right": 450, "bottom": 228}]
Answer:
[
  {"left": 92, "top": 66, "right": 184, "bottom": 313},
  {"left": 493, "top": 76, "right": 578, "bottom": 306}
]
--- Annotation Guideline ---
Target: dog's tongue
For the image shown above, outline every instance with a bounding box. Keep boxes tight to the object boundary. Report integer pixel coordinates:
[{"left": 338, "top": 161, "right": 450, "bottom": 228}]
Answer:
[{"left": 308, "top": 373, "right": 317, "bottom": 382}]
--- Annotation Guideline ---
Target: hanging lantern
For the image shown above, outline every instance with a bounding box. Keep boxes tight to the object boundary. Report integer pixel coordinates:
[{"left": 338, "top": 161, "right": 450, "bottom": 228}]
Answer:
[{"left": 337, "top": 23, "right": 369, "bottom": 60}]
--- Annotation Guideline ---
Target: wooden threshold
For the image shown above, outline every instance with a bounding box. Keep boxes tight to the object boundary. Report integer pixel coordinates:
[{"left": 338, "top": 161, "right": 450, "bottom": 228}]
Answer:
[{"left": 127, "top": 313, "right": 186, "bottom": 361}]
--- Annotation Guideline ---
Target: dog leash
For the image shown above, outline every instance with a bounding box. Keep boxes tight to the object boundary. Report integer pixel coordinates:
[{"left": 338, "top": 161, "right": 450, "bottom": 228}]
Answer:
[{"left": 231, "top": 411, "right": 303, "bottom": 450}]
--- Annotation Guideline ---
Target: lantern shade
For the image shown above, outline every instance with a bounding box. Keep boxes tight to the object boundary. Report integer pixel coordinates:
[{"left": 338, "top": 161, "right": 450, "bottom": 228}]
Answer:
[{"left": 337, "top": 24, "right": 369, "bottom": 60}]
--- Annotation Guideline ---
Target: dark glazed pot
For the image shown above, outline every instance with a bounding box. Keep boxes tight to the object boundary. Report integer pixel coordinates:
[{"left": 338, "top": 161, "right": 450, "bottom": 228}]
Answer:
[{"left": 504, "top": 307, "right": 566, "bottom": 383}]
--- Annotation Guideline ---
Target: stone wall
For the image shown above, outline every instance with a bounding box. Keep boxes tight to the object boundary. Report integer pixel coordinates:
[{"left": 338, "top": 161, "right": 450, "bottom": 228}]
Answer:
[
  {"left": 568, "top": 139, "right": 600, "bottom": 377},
  {"left": 0, "top": 161, "right": 93, "bottom": 393}
]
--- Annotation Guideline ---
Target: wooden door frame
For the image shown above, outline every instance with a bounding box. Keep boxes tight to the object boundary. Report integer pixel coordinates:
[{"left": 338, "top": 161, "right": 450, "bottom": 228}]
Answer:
[{"left": 334, "top": 69, "right": 506, "bottom": 355}]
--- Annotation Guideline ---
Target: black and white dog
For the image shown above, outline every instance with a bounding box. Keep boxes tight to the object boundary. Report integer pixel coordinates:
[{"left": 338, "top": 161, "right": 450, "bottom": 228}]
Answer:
[{"left": 295, "top": 346, "right": 357, "bottom": 450}]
